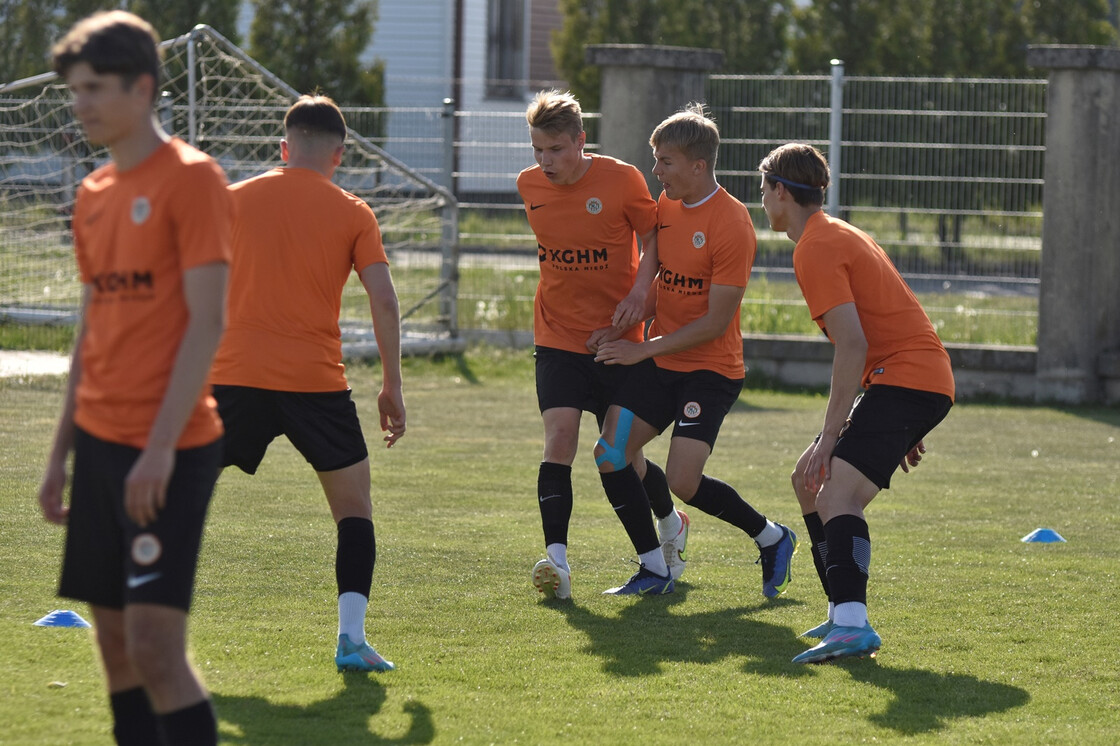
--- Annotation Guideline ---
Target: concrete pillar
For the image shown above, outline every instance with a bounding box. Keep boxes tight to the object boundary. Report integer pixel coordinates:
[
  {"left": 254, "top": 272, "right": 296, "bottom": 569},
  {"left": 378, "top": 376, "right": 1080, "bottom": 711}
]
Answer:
[
  {"left": 585, "top": 44, "right": 724, "bottom": 197},
  {"left": 1028, "top": 45, "right": 1120, "bottom": 403}
]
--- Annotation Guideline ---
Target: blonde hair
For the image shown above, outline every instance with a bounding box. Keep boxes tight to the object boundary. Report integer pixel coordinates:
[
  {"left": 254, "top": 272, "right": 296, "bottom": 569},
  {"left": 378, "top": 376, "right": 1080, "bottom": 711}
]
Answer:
[
  {"left": 525, "top": 89, "right": 583, "bottom": 140},
  {"left": 649, "top": 102, "right": 719, "bottom": 168}
]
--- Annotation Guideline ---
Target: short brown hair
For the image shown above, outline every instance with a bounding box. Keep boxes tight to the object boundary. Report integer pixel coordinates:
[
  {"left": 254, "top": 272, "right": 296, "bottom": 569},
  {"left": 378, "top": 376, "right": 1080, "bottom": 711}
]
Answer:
[
  {"left": 758, "top": 143, "right": 830, "bottom": 207},
  {"left": 649, "top": 102, "right": 720, "bottom": 169},
  {"left": 284, "top": 94, "right": 347, "bottom": 142},
  {"left": 525, "top": 89, "right": 583, "bottom": 140},
  {"left": 52, "top": 11, "right": 162, "bottom": 100}
]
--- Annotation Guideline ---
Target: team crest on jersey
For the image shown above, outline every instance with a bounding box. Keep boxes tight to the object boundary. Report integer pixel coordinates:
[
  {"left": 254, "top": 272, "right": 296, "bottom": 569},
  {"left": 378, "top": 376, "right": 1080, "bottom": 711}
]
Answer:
[
  {"left": 683, "top": 401, "right": 702, "bottom": 419},
  {"left": 586, "top": 197, "right": 603, "bottom": 215},
  {"left": 131, "top": 197, "right": 151, "bottom": 225},
  {"left": 692, "top": 231, "right": 706, "bottom": 249},
  {"left": 132, "top": 533, "right": 162, "bottom": 566}
]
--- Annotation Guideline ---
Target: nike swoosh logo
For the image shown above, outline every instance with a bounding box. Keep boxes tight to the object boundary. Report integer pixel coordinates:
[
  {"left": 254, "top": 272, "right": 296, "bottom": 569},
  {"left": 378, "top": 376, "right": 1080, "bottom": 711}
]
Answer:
[
  {"left": 677, "top": 421, "right": 699, "bottom": 427},
  {"left": 658, "top": 224, "right": 671, "bottom": 230},
  {"left": 127, "top": 572, "right": 162, "bottom": 589},
  {"left": 530, "top": 203, "right": 546, "bottom": 210},
  {"left": 539, "top": 493, "right": 562, "bottom": 503}
]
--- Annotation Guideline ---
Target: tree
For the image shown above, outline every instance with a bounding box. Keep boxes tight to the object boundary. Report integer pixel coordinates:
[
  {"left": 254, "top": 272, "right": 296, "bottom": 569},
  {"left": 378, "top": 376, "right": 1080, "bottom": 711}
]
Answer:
[
  {"left": 553, "top": 0, "right": 794, "bottom": 109},
  {"left": 249, "top": 0, "right": 385, "bottom": 106},
  {"left": 0, "top": 0, "right": 60, "bottom": 83},
  {"left": 130, "top": 0, "right": 241, "bottom": 46}
]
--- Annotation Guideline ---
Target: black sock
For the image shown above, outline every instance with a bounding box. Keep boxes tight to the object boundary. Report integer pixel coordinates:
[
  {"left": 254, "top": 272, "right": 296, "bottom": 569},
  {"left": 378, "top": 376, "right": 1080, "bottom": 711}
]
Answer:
[
  {"left": 687, "top": 475, "right": 767, "bottom": 537},
  {"left": 642, "top": 460, "right": 674, "bottom": 519},
  {"left": 802, "top": 511, "right": 831, "bottom": 600},
  {"left": 824, "top": 514, "right": 871, "bottom": 606},
  {"left": 600, "top": 464, "right": 659, "bottom": 555},
  {"left": 336, "top": 516, "right": 375, "bottom": 597},
  {"left": 157, "top": 698, "right": 217, "bottom": 746},
  {"left": 537, "top": 461, "right": 573, "bottom": 547},
  {"left": 110, "top": 687, "right": 161, "bottom": 746}
]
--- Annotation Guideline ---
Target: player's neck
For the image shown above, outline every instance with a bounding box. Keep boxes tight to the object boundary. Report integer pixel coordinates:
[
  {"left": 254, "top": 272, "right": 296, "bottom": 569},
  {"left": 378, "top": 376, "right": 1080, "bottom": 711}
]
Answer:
[
  {"left": 786, "top": 205, "right": 822, "bottom": 243},
  {"left": 109, "top": 114, "right": 169, "bottom": 172}
]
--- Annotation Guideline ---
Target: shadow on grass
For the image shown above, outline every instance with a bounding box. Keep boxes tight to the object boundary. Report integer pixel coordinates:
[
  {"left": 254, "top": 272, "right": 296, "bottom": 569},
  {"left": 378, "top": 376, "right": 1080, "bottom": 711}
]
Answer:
[
  {"left": 550, "top": 592, "right": 1029, "bottom": 735},
  {"left": 213, "top": 673, "right": 435, "bottom": 745}
]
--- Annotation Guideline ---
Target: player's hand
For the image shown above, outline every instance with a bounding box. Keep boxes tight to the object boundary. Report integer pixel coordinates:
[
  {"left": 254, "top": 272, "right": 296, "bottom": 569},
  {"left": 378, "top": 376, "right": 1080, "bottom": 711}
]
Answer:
[
  {"left": 899, "top": 440, "right": 926, "bottom": 473},
  {"left": 378, "top": 388, "right": 406, "bottom": 448},
  {"left": 586, "top": 326, "right": 622, "bottom": 353},
  {"left": 38, "top": 460, "right": 70, "bottom": 525},
  {"left": 612, "top": 290, "right": 647, "bottom": 330},
  {"left": 804, "top": 433, "right": 839, "bottom": 494},
  {"left": 594, "top": 339, "right": 645, "bottom": 366},
  {"left": 125, "top": 446, "right": 174, "bottom": 528}
]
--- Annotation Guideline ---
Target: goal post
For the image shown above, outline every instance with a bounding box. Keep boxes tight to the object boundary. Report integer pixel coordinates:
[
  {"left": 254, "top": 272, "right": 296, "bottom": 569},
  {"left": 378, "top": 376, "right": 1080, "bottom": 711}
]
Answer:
[{"left": 0, "top": 24, "right": 460, "bottom": 353}]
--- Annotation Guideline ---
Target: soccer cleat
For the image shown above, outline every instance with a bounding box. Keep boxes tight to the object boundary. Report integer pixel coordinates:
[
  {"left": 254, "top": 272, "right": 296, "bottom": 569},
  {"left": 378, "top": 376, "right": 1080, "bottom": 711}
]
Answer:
[
  {"left": 660, "top": 509, "right": 690, "bottom": 580},
  {"left": 602, "top": 564, "right": 674, "bottom": 596},
  {"left": 335, "top": 634, "right": 395, "bottom": 672},
  {"left": 532, "top": 557, "right": 571, "bottom": 600},
  {"left": 800, "top": 619, "right": 835, "bottom": 639},
  {"left": 758, "top": 524, "right": 798, "bottom": 598},
  {"left": 792, "top": 623, "right": 881, "bottom": 664}
]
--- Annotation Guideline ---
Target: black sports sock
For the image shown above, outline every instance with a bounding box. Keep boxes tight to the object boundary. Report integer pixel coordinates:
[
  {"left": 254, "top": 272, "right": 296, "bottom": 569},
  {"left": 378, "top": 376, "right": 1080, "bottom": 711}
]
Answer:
[
  {"left": 824, "top": 514, "right": 871, "bottom": 606},
  {"left": 537, "top": 461, "right": 574, "bottom": 547},
  {"left": 600, "top": 464, "right": 659, "bottom": 555},
  {"left": 336, "top": 516, "right": 375, "bottom": 597},
  {"left": 642, "top": 459, "right": 674, "bottom": 519},
  {"left": 687, "top": 475, "right": 767, "bottom": 537},
  {"left": 802, "top": 511, "right": 831, "bottom": 600},
  {"left": 157, "top": 698, "right": 217, "bottom": 746},
  {"left": 110, "top": 687, "right": 161, "bottom": 746}
]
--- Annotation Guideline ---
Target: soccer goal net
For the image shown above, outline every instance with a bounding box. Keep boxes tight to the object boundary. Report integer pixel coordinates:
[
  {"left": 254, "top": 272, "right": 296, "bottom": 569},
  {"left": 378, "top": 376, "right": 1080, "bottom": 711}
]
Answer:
[{"left": 0, "top": 24, "right": 460, "bottom": 352}]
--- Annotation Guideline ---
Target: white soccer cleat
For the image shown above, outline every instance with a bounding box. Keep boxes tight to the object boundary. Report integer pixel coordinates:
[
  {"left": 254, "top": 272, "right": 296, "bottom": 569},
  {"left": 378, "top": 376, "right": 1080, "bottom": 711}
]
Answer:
[
  {"left": 660, "top": 509, "right": 690, "bottom": 580},
  {"left": 532, "top": 557, "right": 571, "bottom": 600}
]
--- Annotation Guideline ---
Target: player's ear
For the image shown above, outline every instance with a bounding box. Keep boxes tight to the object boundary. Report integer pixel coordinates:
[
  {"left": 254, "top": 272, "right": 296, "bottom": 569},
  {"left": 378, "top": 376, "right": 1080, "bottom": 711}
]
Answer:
[{"left": 280, "top": 138, "right": 290, "bottom": 163}]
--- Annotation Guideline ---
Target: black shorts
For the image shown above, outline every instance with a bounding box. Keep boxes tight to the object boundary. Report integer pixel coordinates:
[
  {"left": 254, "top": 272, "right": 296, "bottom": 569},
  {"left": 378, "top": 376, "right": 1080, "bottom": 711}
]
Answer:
[
  {"left": 535, "top": 346, "right": 632, "bottom": 427},
  {"left": 58, "top": 427, "right": 220, "bottom": 612},
  {"left": 832, "top": 384, "right": 953, "bottom": 489},
  {"left": 213, "top": 385, "right": 368, "bottom": 474},
  {"left": 612, "top": 360, "right": 744, "bottom": 449}
]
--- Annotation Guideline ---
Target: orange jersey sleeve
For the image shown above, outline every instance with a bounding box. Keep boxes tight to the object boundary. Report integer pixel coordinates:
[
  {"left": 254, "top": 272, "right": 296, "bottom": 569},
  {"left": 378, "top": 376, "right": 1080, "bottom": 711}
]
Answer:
[
  {"left": 517, "top": 155, "right": 657, "bottom": 352},
  {"left": 649, "top": 187, "right": 755, "bottom": 378},
  {"left": 209, "top": 167, "right": 388, "bottom": 392},
  {"left": 794, "top": 211, "right": 955, "bottom": 400},
  {"left": 72, "top": 138, "right": 232, "bottom": 449}
]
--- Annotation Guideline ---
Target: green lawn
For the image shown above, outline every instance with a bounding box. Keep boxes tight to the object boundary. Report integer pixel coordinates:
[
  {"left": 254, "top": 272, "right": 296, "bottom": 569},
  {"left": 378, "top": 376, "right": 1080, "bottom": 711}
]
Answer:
[{"left": 2, "top": 347, "right": 1117, "bottom": 744}]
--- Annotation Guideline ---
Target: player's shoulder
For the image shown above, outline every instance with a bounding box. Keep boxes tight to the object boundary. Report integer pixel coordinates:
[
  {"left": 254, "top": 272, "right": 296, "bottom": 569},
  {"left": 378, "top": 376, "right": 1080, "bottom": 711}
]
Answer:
[{"left": 164, "top": 138, "right": 228, "bottom": 185}]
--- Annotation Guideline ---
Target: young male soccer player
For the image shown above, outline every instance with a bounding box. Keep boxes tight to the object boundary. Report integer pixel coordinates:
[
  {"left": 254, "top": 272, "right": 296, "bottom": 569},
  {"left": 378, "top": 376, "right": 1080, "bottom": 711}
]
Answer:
[
  {"left": 594, "top": 103, "right": 798, "bottom": 596},
  {"left": 758, "top": 143, "right": 954, "bottom": 663},
  {"left": 37, "top": 11, "right": 231, "bottom": 745},
  {"left": 517, "top": 89, "right": 689, "bottom": 600},
  {"left": 209, "top": 94, "right": 405, "bottom": 672}
]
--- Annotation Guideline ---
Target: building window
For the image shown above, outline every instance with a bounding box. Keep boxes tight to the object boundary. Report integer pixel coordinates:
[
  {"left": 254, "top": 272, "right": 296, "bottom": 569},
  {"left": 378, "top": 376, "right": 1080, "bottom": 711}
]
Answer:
[{"left": 487, "top": 0, "right": 526, "bottom": 99}]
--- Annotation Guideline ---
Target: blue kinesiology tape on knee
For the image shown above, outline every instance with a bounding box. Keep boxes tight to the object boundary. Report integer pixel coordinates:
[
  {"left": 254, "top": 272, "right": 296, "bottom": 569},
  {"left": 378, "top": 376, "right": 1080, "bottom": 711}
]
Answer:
[{"left": 595, "top": 408, "right": 635, "bottom": 470}]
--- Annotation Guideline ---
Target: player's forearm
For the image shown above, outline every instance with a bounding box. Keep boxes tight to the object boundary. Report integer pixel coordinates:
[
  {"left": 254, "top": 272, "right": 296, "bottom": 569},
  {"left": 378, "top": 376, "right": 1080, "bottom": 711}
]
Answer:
[
  {"left": 369, "top": 296, "right": 403, "bottom": 387},
  {"left": 822, "top": 341, "right": 866, "bottom": 438}
]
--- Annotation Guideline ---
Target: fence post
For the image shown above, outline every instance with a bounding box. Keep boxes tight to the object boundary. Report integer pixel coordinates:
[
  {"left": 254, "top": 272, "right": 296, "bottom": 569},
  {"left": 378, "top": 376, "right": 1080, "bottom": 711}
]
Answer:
[
  {"left": 1028, "top": 45, "right": 1120, "bottom": 403},
  {"left": 439, "top": 98, "right": 459, "bottom": 337},
  {"left": 441, "top": 97, "right": 456, "bottom": 194},
  {"left": 828, "top": 59, "right": 844, "bottom": 217},
  {"left": 585, "top": 44, "right": 724, "bottom": 199}
]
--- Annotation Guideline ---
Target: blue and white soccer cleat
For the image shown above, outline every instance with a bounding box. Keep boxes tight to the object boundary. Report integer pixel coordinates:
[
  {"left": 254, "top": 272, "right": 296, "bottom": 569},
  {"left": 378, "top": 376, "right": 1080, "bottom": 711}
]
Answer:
[
  {"left": 759, "top": 524, "right": 798, "bottom": 598},
  {"left": 661, "top": 509, "right": 690, "bottom": 580},
  {"left": 792, "top": 623, "right": 881, "bottom": 664},
  {"left": 602, "top": 564, "right": 674, "bottom": 596},
  {"left": 335, "top": 634, "right": 395, "bottom": 672},
  {"left": 532, "top": 557, "right": 571, "bottom": 600}
]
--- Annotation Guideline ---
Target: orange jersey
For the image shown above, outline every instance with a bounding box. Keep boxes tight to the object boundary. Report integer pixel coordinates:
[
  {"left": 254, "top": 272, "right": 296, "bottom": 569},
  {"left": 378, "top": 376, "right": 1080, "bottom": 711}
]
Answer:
[
  {"left": 794, "top": 211, "right": 955, "bottom": 400},
  {"left": 517, "top": 154, "right": 657, "bottom": 352},
  {"left": 72, "top": 138, "right": 232, "bottom": 449},
  {"left": 649, "top": 187, "right": 755, "bottom": 378},
  {"left": 209, "top": 167, "right": 388, "bottom": 392}
]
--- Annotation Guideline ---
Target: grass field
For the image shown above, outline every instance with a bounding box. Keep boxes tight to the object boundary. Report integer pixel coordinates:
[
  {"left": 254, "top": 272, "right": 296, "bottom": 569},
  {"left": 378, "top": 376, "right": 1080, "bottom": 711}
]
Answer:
[{"left": 2, "top": 347, "right": 1118, "bottom": 745}]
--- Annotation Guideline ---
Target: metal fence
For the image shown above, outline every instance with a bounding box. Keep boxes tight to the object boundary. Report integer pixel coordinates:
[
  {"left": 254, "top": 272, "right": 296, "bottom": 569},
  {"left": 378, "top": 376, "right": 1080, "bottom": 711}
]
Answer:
[{"left": 343, "top": 71, "right": 1046, "bottom": 346}]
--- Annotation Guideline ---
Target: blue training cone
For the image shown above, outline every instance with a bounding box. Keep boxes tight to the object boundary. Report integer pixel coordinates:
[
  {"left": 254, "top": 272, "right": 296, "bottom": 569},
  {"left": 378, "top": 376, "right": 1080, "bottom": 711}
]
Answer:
[
  {"left": 1021, "top": 528, "right": 1066, "bottom": 543},
  {"left": 34, "top": 610, "right": 91, "bottom": 628}
]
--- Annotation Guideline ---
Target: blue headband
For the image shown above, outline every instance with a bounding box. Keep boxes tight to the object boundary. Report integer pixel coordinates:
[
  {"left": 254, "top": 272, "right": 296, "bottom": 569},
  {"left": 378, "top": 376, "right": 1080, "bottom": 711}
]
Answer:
[{"left": 765, "top": 173, "right": 824, "bottom": 191}]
